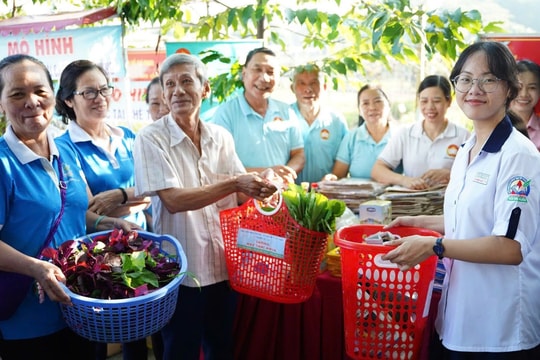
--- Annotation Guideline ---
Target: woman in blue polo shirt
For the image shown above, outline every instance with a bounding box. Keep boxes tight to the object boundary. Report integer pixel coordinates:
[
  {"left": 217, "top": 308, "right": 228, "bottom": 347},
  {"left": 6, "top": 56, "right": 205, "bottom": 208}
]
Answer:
[
  {"left": 0, "top": 55, "right": 135, "bottom": 359},
  {"left": 55, "top": 60, "right": 150, "bottom": 232},
  {"left": 55, "top": 60, "right": 151, "bottom": 360}
]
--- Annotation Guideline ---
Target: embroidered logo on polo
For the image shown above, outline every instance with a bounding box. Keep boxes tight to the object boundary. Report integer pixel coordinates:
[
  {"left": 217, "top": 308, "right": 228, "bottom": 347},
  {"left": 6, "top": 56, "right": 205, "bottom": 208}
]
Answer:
[
  {"left": 62, "top": 163, "right": 75, "bottom": 180},
  {"left": 507, "top": 176, "right": 531, "bottom": 203},
  {"left": 320, "top": 129, "right": 329, "bottom": 140},
  {"left": 446, "top": 144, "right": 459, "bottom": 158}
]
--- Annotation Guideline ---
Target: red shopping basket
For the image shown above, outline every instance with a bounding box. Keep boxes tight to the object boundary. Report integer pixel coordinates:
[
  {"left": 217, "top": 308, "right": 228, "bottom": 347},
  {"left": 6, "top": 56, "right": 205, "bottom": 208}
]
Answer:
[
  {"left": 220, "top": 198, "right": 328, "bottom": 303},
  {"left": 334, "top": 224, "right": 438, "bottom": 360}
]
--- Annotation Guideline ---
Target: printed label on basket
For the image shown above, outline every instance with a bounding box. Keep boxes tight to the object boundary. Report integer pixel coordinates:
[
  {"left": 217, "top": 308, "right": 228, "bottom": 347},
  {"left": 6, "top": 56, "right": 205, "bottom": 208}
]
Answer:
[{"left": 237, "top": 228, "right": 286, "bottom": 258}]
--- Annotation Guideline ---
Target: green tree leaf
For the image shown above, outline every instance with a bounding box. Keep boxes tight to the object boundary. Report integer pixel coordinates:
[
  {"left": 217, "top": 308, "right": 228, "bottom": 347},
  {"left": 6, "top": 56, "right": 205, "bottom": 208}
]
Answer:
[{"left": 6, "top": 0, "right": 502, "bottom": 106}]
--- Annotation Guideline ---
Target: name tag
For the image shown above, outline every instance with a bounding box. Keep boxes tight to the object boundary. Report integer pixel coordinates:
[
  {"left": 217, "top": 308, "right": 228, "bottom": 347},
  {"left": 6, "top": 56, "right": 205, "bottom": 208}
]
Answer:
[{"left": 472, "top": 172, "right": 489, "bottom": 185}]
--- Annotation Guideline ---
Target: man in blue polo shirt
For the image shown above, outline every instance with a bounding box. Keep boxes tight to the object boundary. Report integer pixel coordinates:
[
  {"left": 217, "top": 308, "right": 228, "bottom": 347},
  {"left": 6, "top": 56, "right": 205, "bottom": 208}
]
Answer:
[
  {"left": 289, "top": 64, "right": 348, "bottom": 184},
  {"left": 212, "top": 47, "right": 304, "bottom": 185}
]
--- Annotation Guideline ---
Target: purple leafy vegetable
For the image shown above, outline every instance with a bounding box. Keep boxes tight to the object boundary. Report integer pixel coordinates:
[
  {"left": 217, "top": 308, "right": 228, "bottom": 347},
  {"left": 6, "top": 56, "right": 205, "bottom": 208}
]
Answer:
[{"left": 42, "top": 229, "right": 181, "bottom": 300}]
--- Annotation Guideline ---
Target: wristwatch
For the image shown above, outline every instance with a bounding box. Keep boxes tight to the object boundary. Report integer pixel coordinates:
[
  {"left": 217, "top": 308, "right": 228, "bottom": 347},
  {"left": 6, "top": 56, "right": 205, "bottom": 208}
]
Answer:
[{"left": 433, "top": 237, "right": 445, "bottom": 259}]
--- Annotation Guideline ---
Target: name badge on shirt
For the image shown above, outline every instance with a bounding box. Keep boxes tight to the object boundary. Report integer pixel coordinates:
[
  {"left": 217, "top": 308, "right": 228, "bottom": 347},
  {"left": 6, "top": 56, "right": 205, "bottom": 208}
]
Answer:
[{"left": 472, "top": 172, "right": 489, "bottom": 185}]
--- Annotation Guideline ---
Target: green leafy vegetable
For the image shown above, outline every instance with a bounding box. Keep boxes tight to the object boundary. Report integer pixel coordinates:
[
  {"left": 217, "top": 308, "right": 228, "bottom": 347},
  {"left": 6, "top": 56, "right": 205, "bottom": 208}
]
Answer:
[
  {"left": 282, "top": 183, "right": 346, "bottom": 234},
  {"left": 120, "top": 251, "right": 160, "bottom": 289}
]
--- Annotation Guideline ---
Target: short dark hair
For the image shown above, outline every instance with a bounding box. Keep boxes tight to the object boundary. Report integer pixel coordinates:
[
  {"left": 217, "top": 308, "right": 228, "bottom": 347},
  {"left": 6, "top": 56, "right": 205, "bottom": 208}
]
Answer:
[
  {"left": 145, "top": 76, "right": 160, "bottom": 104},
  {"left": 0, "top": 54, "right": 53, "bottom": 96},
  {"left": 417, "top": 75, "right": 452, "bottom": 100},
  {"left": 244, "top": 47, "right": 276, "bottom": 66},
  {"left": 55, "top": 59, "right": 110, "bottom": 124}
]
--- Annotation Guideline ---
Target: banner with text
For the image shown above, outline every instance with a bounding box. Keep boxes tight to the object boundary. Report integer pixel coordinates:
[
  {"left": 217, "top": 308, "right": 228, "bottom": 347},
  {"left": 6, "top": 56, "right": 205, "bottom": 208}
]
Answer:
[
  {"left": 125, "top": 49, "right": 166, "bottom": 127},
  {"left": 1, "top": 25, "right": 125, "bottom": 79},
  {"left": 0, "top": 25, "right": 140, "bottom": 127}
]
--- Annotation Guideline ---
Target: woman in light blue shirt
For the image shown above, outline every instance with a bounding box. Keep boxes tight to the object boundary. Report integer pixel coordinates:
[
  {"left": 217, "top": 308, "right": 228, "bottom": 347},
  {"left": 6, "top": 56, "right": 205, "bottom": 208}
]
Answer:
[{"left": 324, "top": 84, "right": 394, "bottom": 180}]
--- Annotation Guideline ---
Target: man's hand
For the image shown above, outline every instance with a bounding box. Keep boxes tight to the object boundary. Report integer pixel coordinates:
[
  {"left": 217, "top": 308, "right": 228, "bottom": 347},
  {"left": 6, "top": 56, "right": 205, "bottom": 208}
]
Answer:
[
  {"left": 236, "top": 173, "right": 278, "bottom": 200},
  {"left": 270, "top": 165, "right": 297, "bottom": 185}
]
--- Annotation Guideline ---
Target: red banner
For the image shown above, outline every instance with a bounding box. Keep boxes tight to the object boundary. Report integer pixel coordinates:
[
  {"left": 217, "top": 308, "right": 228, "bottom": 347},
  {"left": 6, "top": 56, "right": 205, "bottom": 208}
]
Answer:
[{"left": 127, "top": 49, "right": 166, "bottom": 82}]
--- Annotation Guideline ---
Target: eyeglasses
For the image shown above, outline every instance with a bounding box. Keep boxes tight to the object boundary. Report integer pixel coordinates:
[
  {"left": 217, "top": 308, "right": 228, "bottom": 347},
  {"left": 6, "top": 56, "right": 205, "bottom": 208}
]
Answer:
[
  {"left": 73, "top": 86, "right": 114, "bottom": 100},
  {"left": 452, "top": 75, "right": 502, "bottom": 93}
]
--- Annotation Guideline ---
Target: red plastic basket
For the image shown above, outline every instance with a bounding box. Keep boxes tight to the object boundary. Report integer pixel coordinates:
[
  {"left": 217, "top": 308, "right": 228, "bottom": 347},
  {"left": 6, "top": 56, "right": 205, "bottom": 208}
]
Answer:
[
  {"left": 334, "top": 224, "right": 439, "bottom": 360},
  {"left": 220, "top": 198, "right": 328, "bottom": 303}
]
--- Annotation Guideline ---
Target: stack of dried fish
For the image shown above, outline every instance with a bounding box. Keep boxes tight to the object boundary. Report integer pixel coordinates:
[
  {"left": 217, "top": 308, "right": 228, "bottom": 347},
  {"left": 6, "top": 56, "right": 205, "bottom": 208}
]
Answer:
[
  {"left": 316, "top": 178, "right": 386, "bottom": 213},
  {"left": 377, "top": 185, "right": 445, "bottom": 219}
]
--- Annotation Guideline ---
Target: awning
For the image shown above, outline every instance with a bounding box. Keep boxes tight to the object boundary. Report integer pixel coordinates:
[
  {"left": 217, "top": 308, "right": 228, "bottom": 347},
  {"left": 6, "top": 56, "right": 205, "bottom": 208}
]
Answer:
[{"left": 0, "top": 7, "right": 117, "bottom": 36}]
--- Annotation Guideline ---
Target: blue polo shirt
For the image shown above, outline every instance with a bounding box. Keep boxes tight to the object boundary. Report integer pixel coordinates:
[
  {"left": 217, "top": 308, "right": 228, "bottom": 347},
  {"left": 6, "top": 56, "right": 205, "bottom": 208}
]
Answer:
[
  {"left": 290, "top": 102, "right": 349, "bottom": 183},
  {"left": 335, "top": 123, "right": 392, "bottom": 179},
  {"left": 0, "top": 125, "right": 88, "bottom": 340},
  {"left": 212, "top": 95, "right": 304, "bottom": 168},
  {"left": 56, "top": 122, "right": 146, "bottom": 229}
]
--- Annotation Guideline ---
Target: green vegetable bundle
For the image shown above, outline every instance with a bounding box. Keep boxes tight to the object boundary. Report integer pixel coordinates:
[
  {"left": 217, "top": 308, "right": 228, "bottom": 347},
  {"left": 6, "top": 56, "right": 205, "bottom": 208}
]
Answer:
[{"left": 282, "top": 183, "right": 346, "bottom": 234}]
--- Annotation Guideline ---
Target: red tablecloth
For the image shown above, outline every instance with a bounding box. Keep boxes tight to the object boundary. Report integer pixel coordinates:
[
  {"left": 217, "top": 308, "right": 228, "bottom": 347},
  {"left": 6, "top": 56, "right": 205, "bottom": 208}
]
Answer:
[{"left": 233, "top": 271, "right": 354, "bottom": 360}]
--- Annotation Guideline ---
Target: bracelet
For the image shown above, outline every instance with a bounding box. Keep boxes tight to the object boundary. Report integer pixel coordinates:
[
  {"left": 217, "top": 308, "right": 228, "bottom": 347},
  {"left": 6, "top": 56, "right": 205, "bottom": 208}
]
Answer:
[
  {"left": 94, "top": 215, "right": 106, "bottom": 231},
  {"left": 118, "top": 187, "right": 128, "bottom": 204}
]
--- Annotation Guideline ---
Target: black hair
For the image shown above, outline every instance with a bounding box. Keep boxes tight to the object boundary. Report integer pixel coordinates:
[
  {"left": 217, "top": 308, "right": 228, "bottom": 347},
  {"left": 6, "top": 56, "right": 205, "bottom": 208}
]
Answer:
[
  {"left": 450, "top": 41, "right": 519, "bottom": 108},
  {"left": 357, "top": 84, "right": 391, "bottom": 127},
  {"left": 507, "top": 110, "right": 530, "bottom": 138},
  {"left": 417, "top": 75, "right": 452, "bottom": 100},
  {"left": 516, "top": 59, "right": 540, "bottom": 83},
  {"left": 357, "top": 84, "right": 390, "bottom": 106},
  {"left": 145, "top": 77, "right": 160, "bottom": 104},
  {"left": 0, "top": 54, "right": 53, "bottom": 96},
  {"left": 244, "top": 47, "right": 276, "bottom": 66},
  {"left": 55, "top": 59, "right": 110, "bottom": 124},
  {"left": 450, "top": 41, "right": 522, "bottom": 129},
  {"left": 511, "top": 59, "right": 540, "bottom": 138}
]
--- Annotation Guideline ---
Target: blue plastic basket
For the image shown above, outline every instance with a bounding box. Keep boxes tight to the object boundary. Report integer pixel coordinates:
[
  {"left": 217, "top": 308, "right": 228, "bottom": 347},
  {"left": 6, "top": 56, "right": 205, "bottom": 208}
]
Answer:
[{"left": 59, "top": 230, "right": 187, "bottom": 343}]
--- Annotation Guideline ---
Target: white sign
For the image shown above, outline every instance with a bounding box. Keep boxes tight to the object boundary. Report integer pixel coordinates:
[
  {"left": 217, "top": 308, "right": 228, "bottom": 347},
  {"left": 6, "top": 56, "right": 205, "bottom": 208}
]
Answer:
[
  {"left": 237, "top": 228, "right": 286, "bottom": 259},
  {"left": 0, "top": 25, "right": 142, "bottom": 126},
  {"left": 1, "top": 25, "right": 125, "bottom": 79}
]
